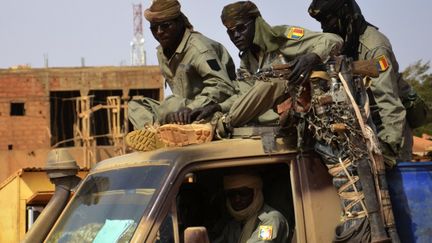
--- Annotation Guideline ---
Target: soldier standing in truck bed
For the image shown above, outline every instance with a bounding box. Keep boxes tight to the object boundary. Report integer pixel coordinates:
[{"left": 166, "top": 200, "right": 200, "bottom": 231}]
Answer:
[{"left": 308, "top": 0, "right": 429, "bottom": 165}]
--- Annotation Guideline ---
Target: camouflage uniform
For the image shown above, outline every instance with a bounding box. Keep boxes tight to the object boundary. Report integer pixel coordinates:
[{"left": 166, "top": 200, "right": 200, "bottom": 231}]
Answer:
[
  {"left": 213, "top": 205, "right": 289, "bottom": 243},
  {"left": 128, "top": 28, "right": 236, "bottom": 129},
  {"left": 359, "top": 25, "right": 412, "bottom": 162},
  {"left": 224, "top": 17, "right": 343, "bottom": 127}
]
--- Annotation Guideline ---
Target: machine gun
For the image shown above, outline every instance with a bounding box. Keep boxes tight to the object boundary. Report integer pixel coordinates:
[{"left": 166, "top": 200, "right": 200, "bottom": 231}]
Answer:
[
  {"left": 253, "top": 58, "right": 380, "bottom": 121},
  {"left": 321, "top": 56, "right": 399, "bottom": 243},
  {"left": 257, "top": 55, "right": 399, "bottom": 242}
]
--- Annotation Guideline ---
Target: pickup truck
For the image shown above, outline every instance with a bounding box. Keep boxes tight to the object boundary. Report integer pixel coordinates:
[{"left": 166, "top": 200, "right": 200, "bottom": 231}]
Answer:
[{"left": 25, "top": 136, "right": 432, "bottom": 242}]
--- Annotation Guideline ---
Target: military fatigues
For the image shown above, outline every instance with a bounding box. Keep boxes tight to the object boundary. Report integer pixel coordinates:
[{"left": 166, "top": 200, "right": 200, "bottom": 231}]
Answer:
[
  {"left": 129, "top": 28, "right": 236, "bottom": 129},
  {"left": 358, "top": 26, "right": 412, "bottom": 162},
  {"left": 224, "top": 17, "right": 343, "bottom": 127},
  {"left": 213, "top": 205, "right": 289, "bottom": 243}
]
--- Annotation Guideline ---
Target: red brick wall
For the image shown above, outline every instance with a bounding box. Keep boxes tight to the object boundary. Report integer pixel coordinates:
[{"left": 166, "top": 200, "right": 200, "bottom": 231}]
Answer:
[
  {"left": 0, "top": 66, "right": 163, "bottom": 153},
  {"left": 0, "top": 66, "right": 163, "bottom": 183},
  {"left": 0, "top": 73, "right": 50, "bottom": 151}
]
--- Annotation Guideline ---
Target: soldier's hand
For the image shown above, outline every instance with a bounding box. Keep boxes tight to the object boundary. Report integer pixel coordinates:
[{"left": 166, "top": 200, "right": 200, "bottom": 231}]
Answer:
[
  {"left": 287, "top": 53, "right": 321, "bottom": 85},
  {"left": 166, "top": 107, "right": 193, "bottom": 124},
  {"left": 190, "top": 104, "right": 222, "bottom": 122}
]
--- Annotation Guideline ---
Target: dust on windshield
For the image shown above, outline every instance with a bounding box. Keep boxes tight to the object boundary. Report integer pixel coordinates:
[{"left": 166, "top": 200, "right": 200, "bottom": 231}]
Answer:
[{"left": 46, "top": 164, "right": 170, "bottom": 243}]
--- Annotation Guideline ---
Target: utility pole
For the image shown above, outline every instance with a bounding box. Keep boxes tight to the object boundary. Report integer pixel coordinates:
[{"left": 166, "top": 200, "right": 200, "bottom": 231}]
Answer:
[{"left": 130, "top": 4, "right": 146, "bottom": 66}]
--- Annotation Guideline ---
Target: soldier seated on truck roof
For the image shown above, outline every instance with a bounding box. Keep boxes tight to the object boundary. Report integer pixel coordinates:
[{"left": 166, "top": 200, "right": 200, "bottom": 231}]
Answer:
[
  {"left": 125, "top": 0, "right": 342, "bottom": 151},
  {"left": 125, "top": 0, "right": 237, "bottom": 152}
]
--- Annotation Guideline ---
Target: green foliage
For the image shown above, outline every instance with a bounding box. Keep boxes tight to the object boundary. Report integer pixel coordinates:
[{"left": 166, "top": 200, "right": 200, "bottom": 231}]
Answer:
[{"left": 402, "top": 60, "right": 432, "bottom": 136}]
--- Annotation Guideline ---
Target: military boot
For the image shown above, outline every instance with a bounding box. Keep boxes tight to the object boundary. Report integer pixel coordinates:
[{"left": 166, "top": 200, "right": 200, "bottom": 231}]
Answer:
[
  {"left": 125, "top": 125, "right": 165, "bottom": 151},
  {"left": 158, "top": 123, "right": 213, "bottom": 147}
]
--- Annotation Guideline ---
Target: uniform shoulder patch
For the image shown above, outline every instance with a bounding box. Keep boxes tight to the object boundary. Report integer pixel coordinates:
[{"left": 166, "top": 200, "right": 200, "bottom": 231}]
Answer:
[
  {"left": 258, "top": 225, "right": 273, "bottom": 240},
  {"left": 206, "top": 59, "right": 221, "bottom": 71},
  {"left": 375, "top": 55, "right": 390, "bottom": 72},
  {"left": 287, "top": 27, "right": 304, "bottom": 40}
]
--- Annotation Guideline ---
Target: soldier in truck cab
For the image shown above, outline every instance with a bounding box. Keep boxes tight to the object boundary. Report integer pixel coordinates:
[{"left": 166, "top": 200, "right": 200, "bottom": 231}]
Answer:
[
  {"left": 126, "top": 0, "right": 237, "bottom": 151},
  {"left": 213, "top": 173, "right": 290, "bottom": 243}
]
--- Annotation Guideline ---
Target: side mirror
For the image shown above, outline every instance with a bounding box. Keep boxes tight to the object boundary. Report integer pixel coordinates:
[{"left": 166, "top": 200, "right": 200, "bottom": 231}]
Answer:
[{"left": 184, "top": 227, "right": 210, "bottom": 243}]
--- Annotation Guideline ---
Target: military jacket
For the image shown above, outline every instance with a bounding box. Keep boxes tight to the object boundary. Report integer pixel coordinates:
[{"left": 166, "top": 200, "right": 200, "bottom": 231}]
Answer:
[
  {"left": 240, "top": 18, "right": 343, "bottom": 75},
  {"left": 358, "top": 26, "right": 411, "bottom": 156},
  {"left": 222, "top": 18, "right": 343, "bottom": 112},
  {"left": 156, "top": 28, "right": 236, "bottom": 110},
  {"left": 214, "top": 204, "right": 290, "bottom": 243}
]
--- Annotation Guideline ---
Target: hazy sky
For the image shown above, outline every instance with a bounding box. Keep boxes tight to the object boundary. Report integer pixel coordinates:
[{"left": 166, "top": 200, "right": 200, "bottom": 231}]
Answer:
[{"left": 1, "top": 1, "right": 431, "bottom": 71}]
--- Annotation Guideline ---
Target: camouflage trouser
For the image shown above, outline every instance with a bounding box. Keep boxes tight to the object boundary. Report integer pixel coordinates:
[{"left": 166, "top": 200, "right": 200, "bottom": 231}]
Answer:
[
  {"left": 225, "top": 79, "right": 286, "bottom": 127},
  {"left": 398, "top": 123, "right": 413, "bottom": 162},
  {"left": 380, "top": 122, "right": 413, "bottom": 166},
  {"left": 128, "top": 95, "right": 187, "bottom": 130}
]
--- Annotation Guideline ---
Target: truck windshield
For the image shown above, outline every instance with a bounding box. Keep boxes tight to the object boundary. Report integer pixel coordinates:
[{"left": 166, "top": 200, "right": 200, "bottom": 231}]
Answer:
[{"left": 46, "top": 164, "right": 170, "bottom": 243}]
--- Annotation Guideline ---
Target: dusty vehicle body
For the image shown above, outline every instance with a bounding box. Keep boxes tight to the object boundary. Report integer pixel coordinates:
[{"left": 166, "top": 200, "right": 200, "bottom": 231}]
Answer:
[{"left": 38, "top": 137, "right": 343, "bottom": 243}]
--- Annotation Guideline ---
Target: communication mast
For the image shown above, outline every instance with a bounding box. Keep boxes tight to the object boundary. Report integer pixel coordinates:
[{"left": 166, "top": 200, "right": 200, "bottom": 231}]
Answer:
[{"left": 130, "top": 4, "right": 146, "bottom": 65}]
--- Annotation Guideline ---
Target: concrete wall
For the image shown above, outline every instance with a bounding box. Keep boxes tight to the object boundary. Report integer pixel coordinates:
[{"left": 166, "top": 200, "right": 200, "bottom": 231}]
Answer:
[
  {"left": 0, "top": 170, "right": 88, "bottom": 242},
  {"left": 0, "top": 176, "right": 19, "bottom": 243}
]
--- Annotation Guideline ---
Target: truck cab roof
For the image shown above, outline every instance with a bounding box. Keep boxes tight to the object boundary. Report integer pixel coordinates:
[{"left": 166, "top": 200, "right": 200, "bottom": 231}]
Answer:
[{"left": 94, "top": 137, "right": 298, "bottom": 173}]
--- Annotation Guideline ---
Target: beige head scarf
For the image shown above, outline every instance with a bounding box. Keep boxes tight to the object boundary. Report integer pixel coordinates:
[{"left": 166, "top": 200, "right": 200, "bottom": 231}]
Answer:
[
  {"left": 224, "top": 173, "right": 264, "bottom": 243},
  {"left": 144, "top": 0, "right": 193, "bottom": 29},
  {"left": 220, "top": 1, "right": 261, "bottom": 28}
]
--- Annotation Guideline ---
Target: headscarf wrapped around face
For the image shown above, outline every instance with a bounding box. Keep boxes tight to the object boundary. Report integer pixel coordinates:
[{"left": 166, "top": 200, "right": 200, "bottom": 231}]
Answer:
[
  {"left": 308, "top": 0, "right": 372, "bottom": 59},
  {"left": 308, "top": 0, "right": 347, "bottom": 22},
  {"left": 220, "top": 1, "right": 261, "bottom": 28},
  {"left": 221, "top": 1, "right": 287, "bottom": 54},
  {"left": 223, "top": 173, "right": 263, "bottom": 190},
  {"left": 224, "top": 173, "right": 264, "bottom": 243},
  {"left": 144, "top": 0, "right": 193, "bottom": 29}
]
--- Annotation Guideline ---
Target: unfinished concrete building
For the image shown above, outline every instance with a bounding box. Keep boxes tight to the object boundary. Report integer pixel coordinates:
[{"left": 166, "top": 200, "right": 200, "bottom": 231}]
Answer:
[{"left": 0, "top": 65, "right": 164, "bottom": 183}]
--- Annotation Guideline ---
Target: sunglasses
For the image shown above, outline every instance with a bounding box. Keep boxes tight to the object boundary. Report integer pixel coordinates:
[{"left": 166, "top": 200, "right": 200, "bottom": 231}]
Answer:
[
  {"left": 225, "top": 187, "right": 254, "bottom": 198},
  {"left": 226, "top": 20, "right": 254, "bottom": 35},
  {"left": 150, "top": 21, "right": 175, "bottom": 32}
]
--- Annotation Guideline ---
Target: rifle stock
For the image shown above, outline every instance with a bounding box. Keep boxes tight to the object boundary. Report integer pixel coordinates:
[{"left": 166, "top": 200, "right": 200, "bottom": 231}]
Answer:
[
  {"left": 258, "top": 57, "right": 379, "bottom": 81},
  {"left": 352, "top": 59, "right": 380, "bottom": 78}
]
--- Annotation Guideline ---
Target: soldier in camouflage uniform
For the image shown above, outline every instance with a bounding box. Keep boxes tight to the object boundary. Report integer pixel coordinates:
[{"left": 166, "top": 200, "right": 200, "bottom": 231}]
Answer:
[
  {"left": 159, "top": 1, "right": 342, "bottom": 144},
  {"left": 213, "top": 173, "right": 290, "bottom": 243},
  {"left": 126, "top": 0, "right": 237, "bottom": 151},
  {"left": 308, "top": 0, "right": 415, "bottom": 164}
]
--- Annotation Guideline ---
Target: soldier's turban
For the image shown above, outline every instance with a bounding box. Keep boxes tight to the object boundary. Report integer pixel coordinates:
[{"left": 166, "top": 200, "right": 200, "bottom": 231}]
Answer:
[
  {"left": 144, "top": 0, "right": 193, "bottom": 29},
  {"left": 308, "top": 0, "right": 347, "bottom": 21},
  {"left": 144, "top": 0, "right": 181, "bottom": 22},
  {"left": 223, "top": 173, "right": 263, "bottom": 190},
  {"left": 221, "top": 1, "right": 261, "bottom": 27}
]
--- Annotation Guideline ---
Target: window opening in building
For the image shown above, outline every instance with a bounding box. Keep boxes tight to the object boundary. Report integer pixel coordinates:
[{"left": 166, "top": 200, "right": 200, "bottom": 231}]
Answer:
[
  {"left": 88, "top": 90, "right": 123, "bottom": 145},
  {"left": 50, "top": 91, "right": 80, "bottom": 147},
  {"left": 10, "top": 102, "right": 25, "bottom": 116}
]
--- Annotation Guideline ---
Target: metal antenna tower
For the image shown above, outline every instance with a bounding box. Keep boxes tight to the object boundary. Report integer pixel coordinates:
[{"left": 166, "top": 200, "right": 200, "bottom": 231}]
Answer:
[{"left": 130, "top": 4, "right": 146, "bottom": 65}]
